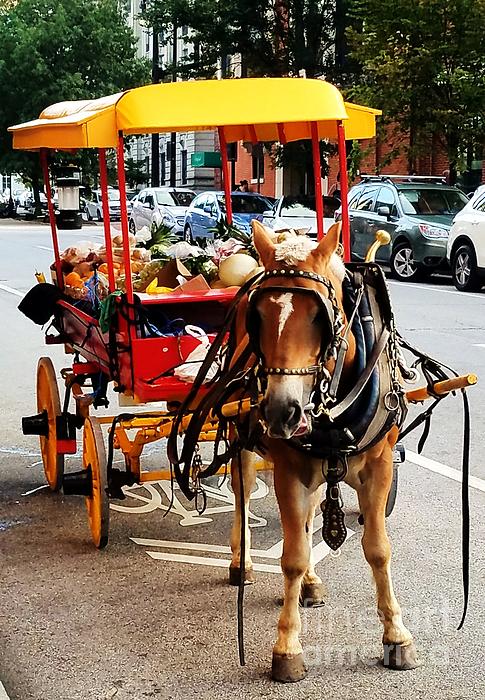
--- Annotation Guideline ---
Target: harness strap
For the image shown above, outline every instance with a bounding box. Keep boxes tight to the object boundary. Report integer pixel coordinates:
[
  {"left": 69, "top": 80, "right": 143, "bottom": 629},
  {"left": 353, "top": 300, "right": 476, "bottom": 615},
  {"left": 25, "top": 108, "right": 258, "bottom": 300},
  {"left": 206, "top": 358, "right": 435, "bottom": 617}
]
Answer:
[
  {"left": 329, "top": 327, "right": 390, "bottom": 420},
  {"left": 328, "top": 277, "right": 365, "bottom": 399}
]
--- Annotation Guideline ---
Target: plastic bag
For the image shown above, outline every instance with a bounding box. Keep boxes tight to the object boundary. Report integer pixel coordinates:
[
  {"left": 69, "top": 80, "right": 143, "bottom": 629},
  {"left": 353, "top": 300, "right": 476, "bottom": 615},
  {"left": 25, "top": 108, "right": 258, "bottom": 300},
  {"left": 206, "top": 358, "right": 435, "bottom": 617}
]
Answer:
[{"left": 173, "top": 325, "right": 219, "bottom": 383}]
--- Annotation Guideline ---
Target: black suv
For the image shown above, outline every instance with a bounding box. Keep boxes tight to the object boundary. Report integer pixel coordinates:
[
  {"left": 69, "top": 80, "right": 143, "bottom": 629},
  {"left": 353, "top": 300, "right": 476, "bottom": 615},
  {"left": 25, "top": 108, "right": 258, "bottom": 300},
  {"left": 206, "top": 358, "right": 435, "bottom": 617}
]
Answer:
[{"left": 343, "top": 176, "right": 468, "bottom": 281}]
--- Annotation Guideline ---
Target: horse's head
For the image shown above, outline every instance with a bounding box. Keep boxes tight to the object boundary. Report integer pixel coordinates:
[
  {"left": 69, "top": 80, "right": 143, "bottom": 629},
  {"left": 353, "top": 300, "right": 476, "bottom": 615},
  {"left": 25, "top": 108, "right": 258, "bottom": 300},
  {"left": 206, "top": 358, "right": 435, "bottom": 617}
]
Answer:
[{"left": 248, "top": 220, "right": 346, "bottom": 439}]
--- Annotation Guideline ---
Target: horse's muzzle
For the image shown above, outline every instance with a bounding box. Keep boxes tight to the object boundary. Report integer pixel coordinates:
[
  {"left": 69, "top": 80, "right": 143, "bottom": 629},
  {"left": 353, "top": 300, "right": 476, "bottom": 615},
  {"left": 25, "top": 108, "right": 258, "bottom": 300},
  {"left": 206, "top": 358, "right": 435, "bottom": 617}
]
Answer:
[{"left": 261, "top": 398, "right": 304, "bottom": 439}]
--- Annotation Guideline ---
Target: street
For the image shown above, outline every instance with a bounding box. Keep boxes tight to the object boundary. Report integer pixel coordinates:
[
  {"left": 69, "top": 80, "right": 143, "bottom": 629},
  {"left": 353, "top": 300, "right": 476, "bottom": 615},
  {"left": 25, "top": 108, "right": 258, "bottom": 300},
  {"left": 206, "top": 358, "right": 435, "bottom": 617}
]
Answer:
[{"left": 1, "top": 222, "right": 485, "bottom": 700}]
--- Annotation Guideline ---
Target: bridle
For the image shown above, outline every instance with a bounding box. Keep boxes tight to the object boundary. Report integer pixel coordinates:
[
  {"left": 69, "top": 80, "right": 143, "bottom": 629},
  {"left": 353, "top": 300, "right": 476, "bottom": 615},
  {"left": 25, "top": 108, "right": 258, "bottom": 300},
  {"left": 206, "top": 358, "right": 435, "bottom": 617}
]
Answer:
[{"left": 246, "top": 269, "right": 346, "bottom": 378}]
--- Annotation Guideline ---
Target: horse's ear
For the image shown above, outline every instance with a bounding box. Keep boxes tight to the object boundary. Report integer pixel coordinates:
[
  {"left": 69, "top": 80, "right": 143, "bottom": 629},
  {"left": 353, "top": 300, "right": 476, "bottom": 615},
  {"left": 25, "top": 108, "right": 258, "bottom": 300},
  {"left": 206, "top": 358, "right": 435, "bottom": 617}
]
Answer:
[
  {"left": 311, "top": 222, "right": 342, "bottom": 266},
  {"left": 252, "top": 220, "right": 275, "bottom": 266}
]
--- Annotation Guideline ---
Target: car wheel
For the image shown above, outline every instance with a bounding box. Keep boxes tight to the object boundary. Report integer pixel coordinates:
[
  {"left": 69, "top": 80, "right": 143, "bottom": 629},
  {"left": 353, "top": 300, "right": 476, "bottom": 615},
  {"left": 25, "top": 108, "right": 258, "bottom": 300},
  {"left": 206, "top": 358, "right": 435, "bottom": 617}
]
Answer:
[
  {"left": 390, "top": 242, "right": 423, "bottom": 282},
  {"left": 183, "top": 225, "right": 193, "bottom": 243},
  {"left": 96, "top": 209, "right": 102, "bottom": 222},
  {"left": 129, "top": 219, "right": 136, "bottom": 236},
  {"left": 452, "top": 244, "right": 482, "bottom": 292}
]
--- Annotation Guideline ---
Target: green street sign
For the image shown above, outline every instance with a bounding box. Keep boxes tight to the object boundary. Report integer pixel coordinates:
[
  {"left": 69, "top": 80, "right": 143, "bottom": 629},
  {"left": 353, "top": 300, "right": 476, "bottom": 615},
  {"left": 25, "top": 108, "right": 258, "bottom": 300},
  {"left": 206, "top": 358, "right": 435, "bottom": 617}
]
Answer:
[{"left": 191, "top": 151, "right": 222, "bottom": 168}]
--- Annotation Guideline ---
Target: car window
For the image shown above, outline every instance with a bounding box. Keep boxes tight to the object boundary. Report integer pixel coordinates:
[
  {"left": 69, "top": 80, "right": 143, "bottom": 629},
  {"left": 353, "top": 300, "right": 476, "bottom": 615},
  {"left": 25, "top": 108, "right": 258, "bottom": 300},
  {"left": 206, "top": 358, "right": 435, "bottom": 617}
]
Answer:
[
  {"left": 323, "top": 196, "right": 340, "bottom": 218},
  {"left": 472, "top": 194, "right": 485, "bottom": 212},
  {"left": 398, "top": 188, "right": 468, "bottom": 215},
  {"left": 155, "top": 190, "right": 175, "bottom": 206},
  {"left": 355, "top": 187, "right": 378, "bottom": 211},
  {"left": 375, "top": 187, "right": 398, "bottom": 217},
  {"left": 348, "top": 189, "right": 362, "bottom": 209},
  {"left": 218, "top": 194, "right": 269, "bottom": 214},
  {"left": 138, "top": 191, "right": 146, "bottom": 204},
  {"left": 279, "top": 196, "right": 317, "bottom": 218},
  {"left": 145, "top": 193, "right": 154, "bottom": 208},
  {"left": 193, "top": 194, "right": 207, "bottom": 210},
  {"left": 108, "top": 190, "right": 120, "bottom": 202},
  {"left": 172, "top": 191, "right": 195, "bottom": 207}
]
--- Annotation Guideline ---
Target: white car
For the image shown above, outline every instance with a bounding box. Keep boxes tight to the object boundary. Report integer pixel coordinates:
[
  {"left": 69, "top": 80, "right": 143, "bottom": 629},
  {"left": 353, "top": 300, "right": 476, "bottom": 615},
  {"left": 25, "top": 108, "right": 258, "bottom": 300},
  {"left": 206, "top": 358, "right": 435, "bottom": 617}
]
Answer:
[
  {"left": 85, "top": 188, "right": 123, "bottom": 221},
  {"left": 447, "top": 185, "right": 485, "bottom": 291},
  {"left": 129, "top": 187, "right": 196, "bottom": 237},
  {"left": 262, "top": 195, "right": 340, "bottom": 237}
]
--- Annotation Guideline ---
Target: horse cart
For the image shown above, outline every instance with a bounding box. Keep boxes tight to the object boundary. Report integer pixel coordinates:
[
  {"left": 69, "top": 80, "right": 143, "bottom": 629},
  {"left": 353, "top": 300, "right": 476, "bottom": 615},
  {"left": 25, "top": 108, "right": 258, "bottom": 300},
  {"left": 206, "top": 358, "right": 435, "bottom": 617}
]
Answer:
[{"left": 11, "top": 78, "right": 474, "bottom": 553}]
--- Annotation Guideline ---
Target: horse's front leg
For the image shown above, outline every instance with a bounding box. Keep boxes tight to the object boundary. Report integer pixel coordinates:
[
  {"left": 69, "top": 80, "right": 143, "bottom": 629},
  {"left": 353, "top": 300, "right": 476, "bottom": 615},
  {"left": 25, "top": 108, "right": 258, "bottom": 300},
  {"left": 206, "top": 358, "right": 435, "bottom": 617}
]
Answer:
[
  {"left": 229, "top": 449, "right": 257, "bottom": 585},
  {"left": 272, "top": 460, "right": 319, "bottom": 682},
  {"left": 358, "top": 432, "right": 420, "bottom": 670}
]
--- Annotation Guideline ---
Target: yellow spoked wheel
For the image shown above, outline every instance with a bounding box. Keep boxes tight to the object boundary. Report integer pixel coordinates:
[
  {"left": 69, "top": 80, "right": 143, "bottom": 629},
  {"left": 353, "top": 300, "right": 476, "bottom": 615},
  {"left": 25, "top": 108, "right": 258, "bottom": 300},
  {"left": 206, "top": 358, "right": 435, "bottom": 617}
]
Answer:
[
  {"left": 82, "top": 417, "right": 109, "bottom": 549},
  {"left": 37, "top": 357, "right": 64, "bottom": 491}
]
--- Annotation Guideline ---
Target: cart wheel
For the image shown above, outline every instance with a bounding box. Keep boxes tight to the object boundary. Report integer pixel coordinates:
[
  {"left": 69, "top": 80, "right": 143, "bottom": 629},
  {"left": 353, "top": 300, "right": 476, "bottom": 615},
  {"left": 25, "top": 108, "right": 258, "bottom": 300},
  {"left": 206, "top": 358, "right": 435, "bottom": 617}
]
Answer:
[
  {"left": 37, "top": 357, "right": 64, "bottom": 491},
  {"left": 385, "top": 462, "right": 399, "bottom": 518},
  {"left": 83, "top": 416, "right": 109, "bottom": 549}
]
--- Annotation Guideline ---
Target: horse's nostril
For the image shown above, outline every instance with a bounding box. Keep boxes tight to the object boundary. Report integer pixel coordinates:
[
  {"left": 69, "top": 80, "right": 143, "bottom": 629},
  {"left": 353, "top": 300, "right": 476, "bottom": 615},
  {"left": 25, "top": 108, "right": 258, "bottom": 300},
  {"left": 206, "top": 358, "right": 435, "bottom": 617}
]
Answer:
[{"left": 285, "top": 400, "right": 301, "bottom": 427}]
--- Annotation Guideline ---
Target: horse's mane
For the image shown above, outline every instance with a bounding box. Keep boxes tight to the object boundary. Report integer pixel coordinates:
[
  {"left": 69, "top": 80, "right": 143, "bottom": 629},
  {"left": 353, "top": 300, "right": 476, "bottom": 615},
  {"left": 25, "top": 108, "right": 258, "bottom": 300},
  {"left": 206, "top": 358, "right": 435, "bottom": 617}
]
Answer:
[{"left": 271, "top": 229, "right": 345, "bottom": 281}]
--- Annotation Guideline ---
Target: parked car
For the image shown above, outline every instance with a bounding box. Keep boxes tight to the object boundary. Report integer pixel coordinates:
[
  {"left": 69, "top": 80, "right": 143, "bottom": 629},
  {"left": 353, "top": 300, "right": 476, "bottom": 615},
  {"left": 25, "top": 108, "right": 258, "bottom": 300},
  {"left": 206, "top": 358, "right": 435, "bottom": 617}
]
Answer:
[
  {"left": 15, "top": 190, "right": 48, "bottom": 218},
  {"left": 342, "top": 176, "right": 468, "bottom": 281},
  {"left": 446, "top": 184, "right": 485, "bottom": 291},
  {"left": 129, "top": 187, "right": 196, "bottom": 237},
  {"left": 262, "top": 194, "right": 340, "bottom": 236},
  {"left": 85, "top": 188, "right": 123, "bottom": 221},
  {"left": 183, "top": 191, "right": 272, "bottom": 242}
]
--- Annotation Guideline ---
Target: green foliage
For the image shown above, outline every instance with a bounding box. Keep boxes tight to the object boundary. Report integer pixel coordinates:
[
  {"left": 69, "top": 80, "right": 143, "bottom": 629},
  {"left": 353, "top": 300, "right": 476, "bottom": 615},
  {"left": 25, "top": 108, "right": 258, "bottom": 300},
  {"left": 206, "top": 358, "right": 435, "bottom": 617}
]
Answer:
[
  {"left": 141, "top": 220, "right": 180, "bottom": 256},
  {"left": 140, "top": 0, "right": 336, "bottom": 79},
  {"left": 0, "top": 0, "right": 150, "bottom": 182},
  {"left": 347, "top": 0, "right": 485, "bottom": 179}
]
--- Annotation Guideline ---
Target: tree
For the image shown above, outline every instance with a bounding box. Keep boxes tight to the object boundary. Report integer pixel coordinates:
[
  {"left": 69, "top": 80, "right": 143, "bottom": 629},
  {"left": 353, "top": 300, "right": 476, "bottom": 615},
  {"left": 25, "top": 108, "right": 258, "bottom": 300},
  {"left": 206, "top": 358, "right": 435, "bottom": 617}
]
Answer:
[
  {"left": 347, "top": 0, "right": 485, "bottom": 181},
  {"left": 141, "top": 0, "right": 336, "bottom": 80},
  {"left": 0, "top": 0, "right": 150, "bottom": 207}
]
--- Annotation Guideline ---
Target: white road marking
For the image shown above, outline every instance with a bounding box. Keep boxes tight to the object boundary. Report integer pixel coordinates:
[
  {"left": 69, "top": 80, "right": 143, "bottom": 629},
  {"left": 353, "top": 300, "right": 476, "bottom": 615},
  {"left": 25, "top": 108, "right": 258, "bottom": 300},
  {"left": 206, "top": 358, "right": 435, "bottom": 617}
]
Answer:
[
  {"left": 388, "top": 279, "right": 485, "bottom": 301},
  {"left": 0, "top": 681, "right": 11, "bottom": 699},
  {"left": 132, "top": 516, "right": 355, "bottom": 572},
  {"left": 0, "top": 283, "right": 23, "bottom": 297},
  {"left": 36, "top": 245, "right": 52, "bottom": 252},
  {"left": 473, "top": 344, "right": 485, "bottom": 348},
  {"left": 21, "top": 484, "right": 49, "bottom": 497},
  {"left": 407, "top": 450, "right": 485, "bottom": 493}
]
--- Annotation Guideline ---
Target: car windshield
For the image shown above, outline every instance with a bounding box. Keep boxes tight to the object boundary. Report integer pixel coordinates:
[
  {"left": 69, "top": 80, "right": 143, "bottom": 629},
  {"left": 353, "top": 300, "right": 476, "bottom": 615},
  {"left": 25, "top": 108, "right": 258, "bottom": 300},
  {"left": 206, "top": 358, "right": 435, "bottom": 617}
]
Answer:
[
  {"left": 156, "top": 190, "right": 195, "bottom": 207},
  {"left": 218, "top": 194, "right": 270, "bottom": 214},
  {"left": 107, "top": 190, "right": 120, "bottom": 202},
  {"left": 280, "top": 196, "right": 340, "bottom": 218},
  {"left": 398, "top": 188, "right": 468, "bottom": 216}
]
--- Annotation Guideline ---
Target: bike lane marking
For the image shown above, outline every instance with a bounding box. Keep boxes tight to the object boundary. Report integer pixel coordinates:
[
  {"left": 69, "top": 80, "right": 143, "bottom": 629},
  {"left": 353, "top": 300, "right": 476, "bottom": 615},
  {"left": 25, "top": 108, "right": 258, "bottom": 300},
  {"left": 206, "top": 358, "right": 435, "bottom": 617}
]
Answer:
[{"left": 406, "top": 450, "right": 485, "bottom": 493}]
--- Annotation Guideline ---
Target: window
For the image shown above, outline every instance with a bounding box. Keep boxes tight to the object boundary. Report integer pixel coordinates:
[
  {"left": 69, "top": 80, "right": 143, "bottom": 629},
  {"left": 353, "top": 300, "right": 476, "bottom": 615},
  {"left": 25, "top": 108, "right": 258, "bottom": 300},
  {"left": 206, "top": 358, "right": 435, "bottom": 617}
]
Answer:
[
  {"left": 160, "top": 152, "right": 166, "bottom": 185},
  {"left": 155, "top": 190, "right": 176, "bottom": 206},
  {"left": 251, "top": 144, "right": 264, "bottom": 180},
  {"left": 181, "top": 150, "right": 187, "bottom": 185},
  {"left": 145, "top": 193, "right": 154, "bottom": 209},
  {"left": 472, "top": 194, "right": 485, "bottom": 212},
  {"left": 375, "top": 187, "right": 398, "bottom": 217},
  {"left": 348, "top": 189, "right": 362, "bottom": 209},
  {"left": 280, "top": 196, "right": 316, "bottom": 218},
  {"left": 355, "top": 187, "right": 378, "bottom": 211},
  {"left": 220, "top": 194, "right": 270, "bottom": 214},
  {"left": 171, "top": 191, "right": 195, "bottom": 206},
  {"left": 193, "top": 194, "right": 207, "bottom": 210},
  {"left": 398, "top": 188, "right": 468, "bottom": 216}
]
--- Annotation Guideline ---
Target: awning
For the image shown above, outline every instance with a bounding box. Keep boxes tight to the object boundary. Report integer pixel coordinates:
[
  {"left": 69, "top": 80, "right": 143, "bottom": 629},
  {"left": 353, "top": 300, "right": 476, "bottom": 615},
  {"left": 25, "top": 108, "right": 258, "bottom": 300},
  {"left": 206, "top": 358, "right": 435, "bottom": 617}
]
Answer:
[{"left": 9, "top": 78, "right": 381, "bottom": 150}]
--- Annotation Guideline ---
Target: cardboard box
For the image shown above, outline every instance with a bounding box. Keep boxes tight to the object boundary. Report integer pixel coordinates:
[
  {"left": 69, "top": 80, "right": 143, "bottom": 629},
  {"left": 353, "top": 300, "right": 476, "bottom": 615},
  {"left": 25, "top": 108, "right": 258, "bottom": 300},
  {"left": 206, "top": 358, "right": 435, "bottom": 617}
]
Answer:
[{"left": 137, "top": 258, "right": 192, "bottom": 292}]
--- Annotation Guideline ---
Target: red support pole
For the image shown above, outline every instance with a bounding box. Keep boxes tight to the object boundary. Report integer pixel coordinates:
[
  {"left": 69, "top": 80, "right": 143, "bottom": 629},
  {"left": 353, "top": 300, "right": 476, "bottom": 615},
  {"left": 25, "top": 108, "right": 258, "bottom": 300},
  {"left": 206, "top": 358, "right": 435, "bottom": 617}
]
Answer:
[
  {"left": 218, "top": 127, "right": 233, "bottom": 225},
  {"left": 98, "top": 149, "right": 116, "bottom": 292},
  {"left": 116, "top": 133, "right": 134, "bottom": 304},
  {"left": 40, "top": 148, "right": 63, "bottom": 290},
  {"left": 337, "top": 121, "right": 351, "bottom": 262},
  {"left": 311, "top": 122, "right": 324, "bottom": 241}
]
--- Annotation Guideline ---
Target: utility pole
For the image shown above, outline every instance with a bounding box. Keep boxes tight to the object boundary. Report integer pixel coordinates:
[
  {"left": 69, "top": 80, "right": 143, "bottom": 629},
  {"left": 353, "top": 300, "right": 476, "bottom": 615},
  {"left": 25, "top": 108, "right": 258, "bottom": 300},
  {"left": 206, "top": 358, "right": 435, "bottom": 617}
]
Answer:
[
  {"left": 151, "top": 26, "right": 160, "bottom": 187},
  {"left": 170, "top": 20, "right": 177, "bottom": 187}
]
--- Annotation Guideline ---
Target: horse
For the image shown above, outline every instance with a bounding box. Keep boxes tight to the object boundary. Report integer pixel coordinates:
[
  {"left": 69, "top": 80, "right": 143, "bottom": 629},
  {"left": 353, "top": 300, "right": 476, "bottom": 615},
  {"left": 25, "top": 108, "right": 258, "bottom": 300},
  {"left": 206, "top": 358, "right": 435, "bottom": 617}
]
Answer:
[{"left": 228, "top": 220, "right": 419, "bottom": 682}]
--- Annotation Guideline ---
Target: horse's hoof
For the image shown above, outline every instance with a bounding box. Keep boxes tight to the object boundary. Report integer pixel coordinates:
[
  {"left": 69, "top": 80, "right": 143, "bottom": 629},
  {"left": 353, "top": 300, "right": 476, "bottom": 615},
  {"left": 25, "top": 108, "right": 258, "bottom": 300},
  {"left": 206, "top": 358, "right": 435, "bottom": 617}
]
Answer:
[
  {"left": 299, "top": 582, "right": 326, "bottom": 608},
  {"left": 382, "top": 641, "right": 421, "bottom": 670},
  {"left": 272, "top": 653, "right": 307, "bottom": 683},
  {"left": 228, "top": 565, "right": 255, "bottom": 586}
]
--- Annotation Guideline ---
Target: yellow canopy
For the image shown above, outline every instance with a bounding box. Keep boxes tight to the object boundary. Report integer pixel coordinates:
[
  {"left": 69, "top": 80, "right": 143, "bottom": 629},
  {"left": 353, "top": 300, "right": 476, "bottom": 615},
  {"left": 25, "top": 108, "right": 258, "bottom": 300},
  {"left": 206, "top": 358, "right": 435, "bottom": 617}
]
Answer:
[{"left": 9, "top": 78, "right": 381, "bottom": 150}]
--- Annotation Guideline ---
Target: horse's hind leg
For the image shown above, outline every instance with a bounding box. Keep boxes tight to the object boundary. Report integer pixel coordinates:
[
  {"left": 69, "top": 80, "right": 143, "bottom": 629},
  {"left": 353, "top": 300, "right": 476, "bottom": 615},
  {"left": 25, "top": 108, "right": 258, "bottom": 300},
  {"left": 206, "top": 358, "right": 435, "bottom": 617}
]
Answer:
[
  {"left": 229, "top": 449, "right": 257, "bottom": 585},
  {"left": 358, "top": 434, "right": 420, "bottom": 670},
  {"left": 300, "top": 484, "right": 326, "bottom": 607}
]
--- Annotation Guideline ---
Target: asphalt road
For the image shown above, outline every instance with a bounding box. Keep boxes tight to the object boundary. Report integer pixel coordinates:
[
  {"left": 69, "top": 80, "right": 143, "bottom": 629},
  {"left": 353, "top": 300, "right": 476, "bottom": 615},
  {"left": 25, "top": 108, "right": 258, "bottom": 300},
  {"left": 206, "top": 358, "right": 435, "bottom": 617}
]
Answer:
[{"left": 1, "top": 222, "right": 485, "bottom": 700}]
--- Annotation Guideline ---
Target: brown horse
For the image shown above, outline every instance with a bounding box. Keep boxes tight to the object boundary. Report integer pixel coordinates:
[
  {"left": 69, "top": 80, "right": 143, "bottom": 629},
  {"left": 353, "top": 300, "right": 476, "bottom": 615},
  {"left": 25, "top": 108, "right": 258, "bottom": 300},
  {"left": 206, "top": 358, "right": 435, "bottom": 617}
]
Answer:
[{"left": 229, "top": 220, "right": 419, "bottom": 682}]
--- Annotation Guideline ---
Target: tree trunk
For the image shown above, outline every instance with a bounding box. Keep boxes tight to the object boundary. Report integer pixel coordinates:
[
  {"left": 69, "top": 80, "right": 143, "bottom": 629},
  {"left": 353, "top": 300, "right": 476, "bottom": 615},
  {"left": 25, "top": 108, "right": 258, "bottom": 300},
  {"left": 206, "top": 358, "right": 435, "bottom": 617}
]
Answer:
[{"left": 31, "top": 157, "right": 42, "bottom": 217}]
